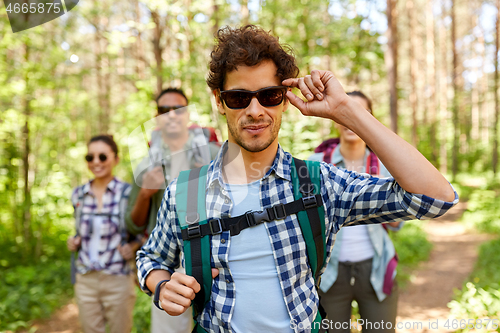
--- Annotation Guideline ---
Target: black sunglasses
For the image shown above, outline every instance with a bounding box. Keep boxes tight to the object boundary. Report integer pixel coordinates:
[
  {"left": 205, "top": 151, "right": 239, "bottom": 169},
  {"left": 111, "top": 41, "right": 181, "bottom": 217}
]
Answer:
[
  {"left": 157, "top": 105, "right": 187, "bottom": 115},
  {"left": 219, "top": 86, "right": 288, "bottom": 109},
  {"left": 85, "top": 153, "right": 108, "bottom": 162}
]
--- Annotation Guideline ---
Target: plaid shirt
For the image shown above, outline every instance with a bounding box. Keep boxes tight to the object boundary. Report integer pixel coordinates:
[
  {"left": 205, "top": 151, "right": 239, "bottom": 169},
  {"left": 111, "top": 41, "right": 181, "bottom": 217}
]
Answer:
[
  {"left": 72, "top": 177, "right": 132, "bottom": 275},
  {"left": 137, "top": 143, "right": 458, "bottom": 333}
]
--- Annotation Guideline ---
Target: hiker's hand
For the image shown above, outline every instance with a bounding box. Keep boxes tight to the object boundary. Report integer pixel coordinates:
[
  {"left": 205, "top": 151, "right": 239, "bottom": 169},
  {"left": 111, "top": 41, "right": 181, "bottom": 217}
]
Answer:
[
  {"left": 141, "top": 167, "right": 165, "bottom": 194},
  {"left": 159, "top": 272, "right": 201, "bottom": 316},
  {"left": 282, "top": 70, "right": 352, "bottom": 124},
  {"left": 158, "top": 269, "right": 220, "bottom": 316},
  {"left": 67, "top": 236, "right": 81, "bottom": 252},
  {"left": 117, "top": 243, "right": 135, "bottom": 260}
]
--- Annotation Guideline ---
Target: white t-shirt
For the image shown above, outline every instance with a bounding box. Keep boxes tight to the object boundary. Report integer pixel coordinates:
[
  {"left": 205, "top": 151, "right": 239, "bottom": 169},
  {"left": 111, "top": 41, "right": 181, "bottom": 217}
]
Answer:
[
  {"left": 338, "top": 225, "right": 375, "bottom": 262},
  {"left": 227, "top": 181, "right": 292, "bottom": 333},
  {"left": 89, "top": 215, "right": 103, "bottom": 264}
]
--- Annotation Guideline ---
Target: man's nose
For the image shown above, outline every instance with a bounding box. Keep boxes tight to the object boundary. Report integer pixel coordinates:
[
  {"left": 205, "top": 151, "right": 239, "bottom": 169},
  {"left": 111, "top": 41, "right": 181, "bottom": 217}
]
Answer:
[{"left": 246, "top": 96, "right": 264, "bottom": 118}]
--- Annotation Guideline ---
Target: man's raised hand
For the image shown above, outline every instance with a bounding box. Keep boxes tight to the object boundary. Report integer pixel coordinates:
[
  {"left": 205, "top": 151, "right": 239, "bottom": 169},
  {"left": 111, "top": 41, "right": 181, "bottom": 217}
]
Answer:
[{"left": 282, "top": 70, "right": 351, "bottom": 123}]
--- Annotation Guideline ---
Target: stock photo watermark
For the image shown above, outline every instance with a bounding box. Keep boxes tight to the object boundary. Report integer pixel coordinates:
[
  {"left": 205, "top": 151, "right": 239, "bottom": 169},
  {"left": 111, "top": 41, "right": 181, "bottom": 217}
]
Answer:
[
  {"left": 290, "top": 318, "right": 500, "bottom": 331},
  {"left": 3, "top": 0, "right": 78, "bottom": 32}
]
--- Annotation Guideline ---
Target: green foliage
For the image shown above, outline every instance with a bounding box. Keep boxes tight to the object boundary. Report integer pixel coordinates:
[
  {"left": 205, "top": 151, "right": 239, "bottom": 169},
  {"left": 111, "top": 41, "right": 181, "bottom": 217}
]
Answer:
[
  {"left": 132, "top": 288, "right": 152, "bottom": 333},
  {"left": 448, "top": 283, "right": 500, "bottom": 332},
  {"left": 447, "top": 182, "right": 500, "bottom": 331},
  {"left": 0, "top": 261, "right": 73, "bottom": 332},
  {"left": 448, "top": 238, "right": 500, "bottom": 332},
  {"left": 460, "top": 188, "right": 500, "bottom": 234},
  {"left": 390, "top": 221, "right": 433, "bottom": 287}
]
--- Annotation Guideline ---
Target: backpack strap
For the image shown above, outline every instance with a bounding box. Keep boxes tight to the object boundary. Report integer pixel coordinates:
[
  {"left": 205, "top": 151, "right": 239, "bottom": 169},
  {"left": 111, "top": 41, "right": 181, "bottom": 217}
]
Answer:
[
  {"left": 177, "top": 161, "right": 327, "bottom": 332},
  {"left": 291, "top": 158, "right": 326, "bottom": 282},
  {"left": 315, "top": 138, "right": 340, "bottom": 164},
  {"left": 366, "top": 151, "right": 380, "bottom": 175},
  {"left": 176, "top": 165, "right": 212, "bottom": 316},
  {"left": 71, "top": 185, "right": 85, "bottom": 285},
  {"left": 74, "top": 186, "right": 85, "bottom": 235},
  {"left": 118, "top": 183, "right": 131, "bottom": 243}
]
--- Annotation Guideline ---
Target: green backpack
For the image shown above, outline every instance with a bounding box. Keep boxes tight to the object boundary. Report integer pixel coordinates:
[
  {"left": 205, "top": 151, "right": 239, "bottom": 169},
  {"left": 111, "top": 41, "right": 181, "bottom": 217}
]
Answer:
[{"left": 175, "top": 158, "right": 327, "bottom": 332}]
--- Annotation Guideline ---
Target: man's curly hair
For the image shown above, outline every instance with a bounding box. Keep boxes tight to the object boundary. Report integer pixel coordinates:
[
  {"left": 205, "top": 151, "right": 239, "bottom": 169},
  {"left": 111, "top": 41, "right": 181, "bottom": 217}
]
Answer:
[{"left": 207, "top": 25, "right": 300, "bottom": 91}]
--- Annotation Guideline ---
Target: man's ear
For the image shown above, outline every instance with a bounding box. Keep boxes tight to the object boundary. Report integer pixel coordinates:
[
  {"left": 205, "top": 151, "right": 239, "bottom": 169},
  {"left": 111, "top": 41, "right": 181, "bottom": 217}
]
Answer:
[{"left": 213, "top": 90, "right": 225, "bottom": 115}]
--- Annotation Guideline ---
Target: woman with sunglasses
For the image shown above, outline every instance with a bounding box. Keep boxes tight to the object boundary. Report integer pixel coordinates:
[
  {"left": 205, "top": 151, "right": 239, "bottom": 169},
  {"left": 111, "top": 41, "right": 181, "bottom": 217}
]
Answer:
[
  {"left": 309, "top": 91, "right": 402, "bottom": 333},
  {"left": 67, "top": 134, "right": 139, "bottom": 333}
]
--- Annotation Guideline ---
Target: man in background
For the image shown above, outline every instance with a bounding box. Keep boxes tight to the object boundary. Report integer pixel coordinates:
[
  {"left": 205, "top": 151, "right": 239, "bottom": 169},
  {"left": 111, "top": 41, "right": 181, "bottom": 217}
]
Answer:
[{"left": 125, "top": 87, "right": 219, "bottom": 333}]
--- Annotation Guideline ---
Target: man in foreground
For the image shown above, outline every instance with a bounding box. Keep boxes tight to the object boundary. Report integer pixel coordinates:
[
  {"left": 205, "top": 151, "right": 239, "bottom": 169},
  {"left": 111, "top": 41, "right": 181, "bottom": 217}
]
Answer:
[{"left": 137, "top": 25, "right": 457, "bottom": 333}]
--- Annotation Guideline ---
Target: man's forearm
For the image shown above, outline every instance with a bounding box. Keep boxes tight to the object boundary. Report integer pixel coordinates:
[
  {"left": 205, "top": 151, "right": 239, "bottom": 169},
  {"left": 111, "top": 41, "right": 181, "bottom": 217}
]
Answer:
[
  {"left": 130, "top": 189, "right": 153, "bottom": 227},
  {"left": 337, "top": 99, "right": 455, "bottom": 202}
]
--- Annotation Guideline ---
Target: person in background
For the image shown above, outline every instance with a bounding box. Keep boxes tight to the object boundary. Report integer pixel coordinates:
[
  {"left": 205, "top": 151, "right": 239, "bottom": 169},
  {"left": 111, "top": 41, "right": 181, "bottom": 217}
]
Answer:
[
  {"left": 125, "top": 88, "right": 219, "bottom": 333},
  {"left": 67, "top": 134, "right": 139, "bottom": 333},
  {"left": 309, "top": 91, "right": 401, "bottom": 333}
]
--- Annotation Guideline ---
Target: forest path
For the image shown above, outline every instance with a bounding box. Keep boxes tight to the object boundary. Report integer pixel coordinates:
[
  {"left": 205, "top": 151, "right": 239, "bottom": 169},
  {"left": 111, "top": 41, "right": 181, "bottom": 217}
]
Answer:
[{"left": 396, "top": 201, "right": 493, "bottom": 332}]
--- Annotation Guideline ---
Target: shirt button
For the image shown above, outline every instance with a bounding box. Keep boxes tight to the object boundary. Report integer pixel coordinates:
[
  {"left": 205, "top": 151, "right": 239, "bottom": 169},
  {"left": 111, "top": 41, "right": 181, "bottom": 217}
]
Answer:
[
  {"left": 226, "top": 279, "right": 230, "bottom": 283},
  {"left": 224, "top": 198, "right": 229, "bottom": 204},
  {"left": 221, "top": 239, "right": 226, "bottom": 244}
]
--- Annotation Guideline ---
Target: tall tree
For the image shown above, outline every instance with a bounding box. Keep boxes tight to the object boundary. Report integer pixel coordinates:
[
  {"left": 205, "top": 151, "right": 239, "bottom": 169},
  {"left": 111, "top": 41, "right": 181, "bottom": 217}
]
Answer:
[
  {"left": 451, "top": 0, "right": 460, "bottom": 179},
  {"left": 386, "top": 0, "right": 399, "bottom": 133},
  {"left": 493, "top": 0, "right": 500, "bottom": 174},
  {"left": 241, "top": 0, "right": 249, "bottom": 25},
  {"left": 438, "top": 1, "right": 449, "bottom": 173},
  {"left": 22, "top": 40, "right": 32, "bottom": 255},
  {"left": 408, "top": 0, "right": 418, "bottom": 146},
  {"left": 426, "top": 0, "right": 438, "bottom": 164},
  {"left": 151, "top": 9, "right": 164, "bottom": 95}
]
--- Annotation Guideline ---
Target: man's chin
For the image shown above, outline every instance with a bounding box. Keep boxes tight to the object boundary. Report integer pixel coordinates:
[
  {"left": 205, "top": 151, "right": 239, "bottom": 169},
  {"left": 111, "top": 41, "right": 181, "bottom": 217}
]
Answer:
[{"left": 240, "top": 139, "right": 274, "bottom": 153}]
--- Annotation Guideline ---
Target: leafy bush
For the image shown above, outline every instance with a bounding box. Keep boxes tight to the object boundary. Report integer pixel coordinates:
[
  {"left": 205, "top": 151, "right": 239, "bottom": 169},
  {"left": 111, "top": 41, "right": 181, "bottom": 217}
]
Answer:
[
  {"left": 0, "top": 261, "right": 73, "bottom": 332},
  {"left": 390, "top": 221, "right": 433, "bottom": 287},
  {"left": 461, "top": 189, "right": 500, "bottom": 234},
  {"left": 448, "top": 239, "right": 500, "bottom": 332},
  {"left": 132, "top": 288, "right": 152, "bottom": 333},
  {"left": 448, "top": 282, "right": 500, "bottom": 332}
]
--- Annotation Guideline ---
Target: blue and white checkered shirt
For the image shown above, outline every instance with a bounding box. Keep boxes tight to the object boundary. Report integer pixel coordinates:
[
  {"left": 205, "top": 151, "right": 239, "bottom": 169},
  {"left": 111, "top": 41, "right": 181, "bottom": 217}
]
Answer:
[{"left": 137, "top": 142, "right": 458, "bottom": 333}]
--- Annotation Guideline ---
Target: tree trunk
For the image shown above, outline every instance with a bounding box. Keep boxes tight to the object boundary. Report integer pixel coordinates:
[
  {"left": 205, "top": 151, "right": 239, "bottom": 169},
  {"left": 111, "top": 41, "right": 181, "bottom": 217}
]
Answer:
[
  {"left": 152, "top": 10, "right": 163, "bottom": 95},
  {"left": 212, "top": 0, "right": 219, "bottom": 37},
  {"left": 451, "top": 0, "right": 460, "bottom": 179},
  {"left": 438, "top": 2, "right": 448, "bottom": 173},
  {"left": 493, "top": 0, "right": 500, "bottom": 174},
  {"left": 386, "top": 0, "right": 399, "bottom": 133},
  {"left": 426, "top": 0, "right": 437, "bottom": 164},
  {"left": 478, "top": 24, "right": 489, "bottom": 145},
  {"left": 22, "top": 41, "right": 32, "bottom": 255},
  {"left": 241, "top": 0, "right": 249, "bottom": 25},
  {"left": 408, "top": 0, "right": 418, "bottom": 147},
  {"left": 135, "top": 0, "right": 145, "bottom": 80}
]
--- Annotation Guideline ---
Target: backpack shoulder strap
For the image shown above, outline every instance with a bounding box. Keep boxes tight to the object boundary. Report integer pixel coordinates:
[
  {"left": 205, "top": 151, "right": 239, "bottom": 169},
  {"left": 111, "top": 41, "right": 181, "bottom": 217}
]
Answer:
[
  {"left": 176, "top": 165, "right": 212, "bottom": 317},
  {"left": 118, "top": 182, "right": 131, "bottom": 241},
  {"left": 74, "top": 186, "right": 86, "bottom": 235},
  {"left": 290, "top": 158, "right": 326, "bottom": 282},
  {"left": 291, "top": 158, "right": 328, "bottom": 333},
  {"left": 367, "top": 151, "right": 380, "bottom": 175}
]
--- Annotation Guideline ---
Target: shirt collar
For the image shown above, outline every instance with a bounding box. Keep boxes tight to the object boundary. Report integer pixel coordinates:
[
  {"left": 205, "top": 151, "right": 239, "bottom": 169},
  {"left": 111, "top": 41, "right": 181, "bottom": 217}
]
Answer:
[
  {"left": 207, "top": 141, "right": 291, "bottom": 188},
  {"left": 330, "top": 144, "right": 371, "bottom": 167},
  {"left": 83, "top": 177, "right": 118, "bottom": 195}
]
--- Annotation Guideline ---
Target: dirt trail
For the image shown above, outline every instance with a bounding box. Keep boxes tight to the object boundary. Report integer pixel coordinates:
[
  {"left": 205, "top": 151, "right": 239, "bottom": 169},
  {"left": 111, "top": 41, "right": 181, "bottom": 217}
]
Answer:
[
  {"left": 20, "top": 302, "right": 81, "bottom": 333},
  {"left": 396, "top": 201, "right": 493, "bottom": 333},
  {"left": 22, "top": 202, "right": 492, "bottom": 333}
]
